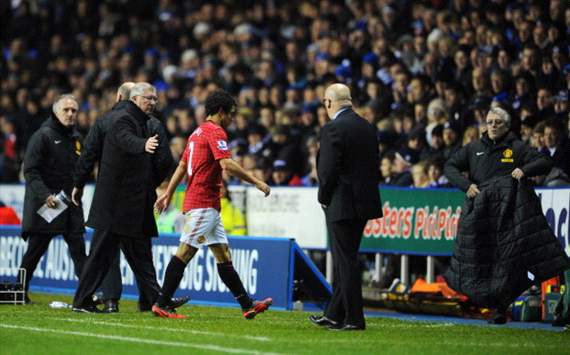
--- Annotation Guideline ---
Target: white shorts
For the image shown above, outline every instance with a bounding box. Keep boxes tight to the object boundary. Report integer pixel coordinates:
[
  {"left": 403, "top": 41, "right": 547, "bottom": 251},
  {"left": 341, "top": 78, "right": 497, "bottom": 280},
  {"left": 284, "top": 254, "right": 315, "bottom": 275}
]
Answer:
[{"left": 180, "top": 208, "right": 228, "bottom": 248}]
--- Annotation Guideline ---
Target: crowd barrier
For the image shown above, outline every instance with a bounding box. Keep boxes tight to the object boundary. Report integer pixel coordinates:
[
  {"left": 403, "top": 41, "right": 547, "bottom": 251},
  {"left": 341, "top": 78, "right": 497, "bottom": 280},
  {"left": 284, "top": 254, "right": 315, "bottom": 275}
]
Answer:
[
  {"left": 0, "top": 226, "right": 331, "bottom": 310},
  {"left": 1, "top": 184, "right": 568, "bottom": 285}
]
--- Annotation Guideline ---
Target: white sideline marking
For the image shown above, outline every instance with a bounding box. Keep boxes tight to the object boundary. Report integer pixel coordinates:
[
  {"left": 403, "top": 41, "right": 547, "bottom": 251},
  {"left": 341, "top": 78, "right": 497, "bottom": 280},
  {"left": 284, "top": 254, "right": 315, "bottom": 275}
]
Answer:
[
  {"left": 51, "top": 317, "right": 270, "bottom": 342},
  {"left": 0, "top": 324, "right": 279, "bottom": 354}
]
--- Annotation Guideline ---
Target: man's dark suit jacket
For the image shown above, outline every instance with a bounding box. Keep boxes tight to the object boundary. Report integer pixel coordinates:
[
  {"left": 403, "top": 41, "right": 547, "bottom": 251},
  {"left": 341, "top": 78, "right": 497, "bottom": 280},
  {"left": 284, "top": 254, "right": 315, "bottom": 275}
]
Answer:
[
  {"left": 317, "top": 108, "right": 382, "bottom": 222},
  {"left": 74, "top": 101, "right": 173, "bottom": 189}
]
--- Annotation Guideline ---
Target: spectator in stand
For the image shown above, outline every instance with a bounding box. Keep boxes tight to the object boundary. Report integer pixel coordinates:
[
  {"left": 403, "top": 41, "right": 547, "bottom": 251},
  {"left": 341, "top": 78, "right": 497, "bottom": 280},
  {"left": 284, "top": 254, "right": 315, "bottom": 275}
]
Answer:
[
  {"left": 462, "top": 126, "right": 479, "bottom": 147},
  {"left": 426, "top": 158, "right": 449, "bottom": 188},
  {"left": 389, "top": 150, "right": 415, "bottom": 187},
  {"left": 442, "top": 121, "right": 462, "bottom": 161},
  {"left": 0, "top": 0, "right": 567, "bottom": 190},
  {"left": 0, "top": 201, "right": 20, "bottom": 225},
  {"left": 271, "top": 159, "right": 303, "bottom": 187},
  {"left": 541, "top": 119, "right": 570, "bottom": 177},
  {"left": 411, "top": 163, "right": 430, "bottom": 188},
  {"left": 530, "top": 121, "right": 546, "bottom": 151}
]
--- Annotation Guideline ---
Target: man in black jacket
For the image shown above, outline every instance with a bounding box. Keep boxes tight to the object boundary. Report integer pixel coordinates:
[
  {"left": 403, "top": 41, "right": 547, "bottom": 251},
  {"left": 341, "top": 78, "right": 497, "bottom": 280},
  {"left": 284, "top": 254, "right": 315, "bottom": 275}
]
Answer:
[
  {"left": 19, "top": 95, "right": 86, "bottom": 302},
  {"left": 71, "top": 82, "right": 174, "bottom": 313},
  {"left": 444, "top": 106, "right": 556, "bottom": 324},
  {"left": 445, "top": 107, "right": 552, "bottom": 198},
  {"left": 72, "top": 83, "right": 186, "bottom": 313},
  {"left": 309, "top": 83, "right": 382, "bottom": 331}
]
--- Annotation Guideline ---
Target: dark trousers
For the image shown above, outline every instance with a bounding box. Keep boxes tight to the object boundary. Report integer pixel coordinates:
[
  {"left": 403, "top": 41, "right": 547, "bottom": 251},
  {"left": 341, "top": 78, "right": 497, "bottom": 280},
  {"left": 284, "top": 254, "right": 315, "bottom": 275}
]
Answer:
[
  {"left": 73, "top": 229, "right": 160, "bottom": 308},
  {"left": 100, "top": 248, "right": 122, "bottom": 301},
  {"left": 324, "top": 218, "right": 367, "bottom": 328},
  {"left": 19, "top": 233, "right": 86, "bottom": 292}
]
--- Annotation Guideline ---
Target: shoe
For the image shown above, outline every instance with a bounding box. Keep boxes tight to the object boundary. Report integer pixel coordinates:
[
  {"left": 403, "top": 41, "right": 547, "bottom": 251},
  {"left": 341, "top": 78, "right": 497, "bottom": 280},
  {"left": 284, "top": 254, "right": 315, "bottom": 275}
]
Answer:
[
  {"left": 168, "top": 296, "right": 190, "bottom": 310},
  {"left": 243, "top": 297, "right": 272, "bottom": 319},
  {"left": 309, "top": 315, "right": 338, "bottom": 327},
  {"left": 72, "top": 305, "right": 103, "bottom": 314},
  {"left": 487, "top": 312, "right": 507, "bottom": 324},
  {"left": 24, "top": 294, "right": 32, "bottom": 304},
  {"left": 103, "top": 300, "right": 119, "bottom": 313},
  {"left": 151, "top": 304, "right": 188, "bottom": 319},
  {"left": 328, "top": 324, "right": 365, "bottom": 331},
  {"left": 92, "top": 294, "right": 104, "bottom": 306}
]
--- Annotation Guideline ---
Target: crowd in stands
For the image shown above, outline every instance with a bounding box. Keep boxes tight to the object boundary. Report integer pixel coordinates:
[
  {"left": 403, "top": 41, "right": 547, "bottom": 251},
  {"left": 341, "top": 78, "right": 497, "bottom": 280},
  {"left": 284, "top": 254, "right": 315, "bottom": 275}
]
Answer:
[{"left": 0, "top": 0, "right": 568, "bottom": 187}]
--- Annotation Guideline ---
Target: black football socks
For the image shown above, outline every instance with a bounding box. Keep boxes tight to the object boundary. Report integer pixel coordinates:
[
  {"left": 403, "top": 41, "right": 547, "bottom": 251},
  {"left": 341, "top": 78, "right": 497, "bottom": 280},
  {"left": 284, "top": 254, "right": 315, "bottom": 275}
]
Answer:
[
  {"left": 156, "top": 255, "right": 187, "bottom": 307},
  {"left": 217, "top": 262, "right": 253, "bottom": 310}
]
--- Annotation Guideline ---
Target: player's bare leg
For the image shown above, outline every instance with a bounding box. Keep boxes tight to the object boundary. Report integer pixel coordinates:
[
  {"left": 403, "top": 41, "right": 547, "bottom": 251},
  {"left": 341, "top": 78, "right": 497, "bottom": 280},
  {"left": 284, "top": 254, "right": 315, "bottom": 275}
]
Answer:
[
  {"left": 210, "top": 243, "right": 272, "bottom": 319},
  {"left": 152, "top": 242, "right": 197, "bottom": 319}
]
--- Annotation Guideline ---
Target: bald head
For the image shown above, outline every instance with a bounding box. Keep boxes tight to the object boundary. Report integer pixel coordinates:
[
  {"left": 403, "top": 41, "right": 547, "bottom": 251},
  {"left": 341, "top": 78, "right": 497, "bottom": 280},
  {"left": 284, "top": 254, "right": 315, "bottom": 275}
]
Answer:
[
  {"left": 323, "top": 83, "right": 352, "bottom": 119},
  {"left": 325, "top": 83, "right": 352, "bottom": 103},
  {"left": 117, "top": 82, "right": 135, "bottom": 102}
]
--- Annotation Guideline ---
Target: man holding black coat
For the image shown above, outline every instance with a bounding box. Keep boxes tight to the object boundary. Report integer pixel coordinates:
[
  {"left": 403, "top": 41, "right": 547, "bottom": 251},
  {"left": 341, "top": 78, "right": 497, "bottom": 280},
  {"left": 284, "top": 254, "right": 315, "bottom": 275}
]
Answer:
[
  {"left": 19, "top": 95, "right": 86, "bottom": 302},
  {"left": 310, "top": 83, "right": 382, "bottom": 331},
  {"left": 444, "top": 106, "right": 570, "bottom": 324},
  {"left": 72, "top": 82, "right": 173, "bottom": 313},
  {"left": 72, "top": 83, "right": 186, "bottom": 313}
]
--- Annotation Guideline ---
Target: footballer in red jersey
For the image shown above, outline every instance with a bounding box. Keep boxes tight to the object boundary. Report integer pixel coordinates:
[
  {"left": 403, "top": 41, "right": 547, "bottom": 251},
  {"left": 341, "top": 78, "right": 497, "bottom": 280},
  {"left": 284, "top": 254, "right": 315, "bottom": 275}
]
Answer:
[{"left": 153, "top": 90, "right": 272, "bottom": 319}]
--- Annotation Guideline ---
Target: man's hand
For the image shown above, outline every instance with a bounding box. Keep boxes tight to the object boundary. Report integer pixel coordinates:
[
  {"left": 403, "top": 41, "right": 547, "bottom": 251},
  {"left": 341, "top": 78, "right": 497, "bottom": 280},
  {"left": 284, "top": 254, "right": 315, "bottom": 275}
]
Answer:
[
  {"left": 46, "top": 194, "right": 58, "bottom": 208},
  {"left": 255, "top": 181, "right": 271, "bottom": 197},
  {"left": 71, "top": 187, "right": 83, "bottom": 206},
  {"left": 154, "top": 193, "right": 172, "bottom": 214},
  {"left": 145, "top": 135, "right": 159, "bottom": 154},
  {"left": 466, "top": 184, "right": 480, "bottom": 199},
  {"left": 511, "top": 168, "right": 525, "bottom": 181}
]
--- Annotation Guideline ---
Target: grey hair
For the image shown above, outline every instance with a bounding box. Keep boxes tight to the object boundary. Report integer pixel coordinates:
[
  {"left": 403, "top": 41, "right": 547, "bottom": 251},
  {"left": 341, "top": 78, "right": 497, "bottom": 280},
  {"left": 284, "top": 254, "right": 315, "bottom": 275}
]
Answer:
[
  {"left": 52, "top": 94, "right": 77, "bottom": 112},
  {"left": 118, "top": 82, "right": 135, "bottom": 100},
  {"left": 129, "top": 82, "right": 156, "bottom": 99},
  {"left": 488, "top": 106, "right": 511, "bottom": 126}
]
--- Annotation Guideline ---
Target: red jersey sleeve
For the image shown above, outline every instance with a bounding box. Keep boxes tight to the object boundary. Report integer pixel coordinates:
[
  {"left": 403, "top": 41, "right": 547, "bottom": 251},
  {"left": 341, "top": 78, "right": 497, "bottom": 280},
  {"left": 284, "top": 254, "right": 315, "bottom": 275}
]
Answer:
[{"left": 207, "top": 127, "right": 232, "bottom": 160}]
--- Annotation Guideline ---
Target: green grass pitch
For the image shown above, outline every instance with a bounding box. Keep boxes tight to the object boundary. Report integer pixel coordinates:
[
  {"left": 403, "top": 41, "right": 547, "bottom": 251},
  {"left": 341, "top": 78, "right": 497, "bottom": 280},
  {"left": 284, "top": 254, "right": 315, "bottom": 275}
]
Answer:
[{"left": 0, "top": 293, "right": 569, "bottom": 354}]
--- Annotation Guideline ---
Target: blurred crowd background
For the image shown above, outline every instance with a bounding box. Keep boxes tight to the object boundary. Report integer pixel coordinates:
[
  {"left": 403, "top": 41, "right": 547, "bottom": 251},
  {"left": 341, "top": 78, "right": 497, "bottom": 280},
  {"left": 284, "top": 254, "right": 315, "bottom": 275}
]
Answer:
[{"left": 0, "top": 0, "right": 568, "bottom": 187}]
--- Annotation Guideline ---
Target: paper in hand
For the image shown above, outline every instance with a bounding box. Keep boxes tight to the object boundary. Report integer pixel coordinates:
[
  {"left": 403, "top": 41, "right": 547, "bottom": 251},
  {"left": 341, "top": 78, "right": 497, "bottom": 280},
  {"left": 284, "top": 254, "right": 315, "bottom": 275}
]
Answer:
[{"left": 37, "top": 191, "right": 70, "bottom": 223}]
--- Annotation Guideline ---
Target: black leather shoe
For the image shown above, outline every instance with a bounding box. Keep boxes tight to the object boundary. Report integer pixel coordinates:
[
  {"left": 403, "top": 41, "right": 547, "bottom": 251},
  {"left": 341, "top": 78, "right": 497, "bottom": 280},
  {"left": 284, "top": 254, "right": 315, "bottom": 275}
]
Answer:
[
  {"left": 168, "top": 296, "right": 190, "bottom": 310},
  {"left": 72, "top": 305, "right": 103, "bottom": 314},
  {"left": 309, "top": 314, "right": 338, "bottom": 327},
  {"left": 328, "top": 324, "right": 365, "bottom": 331},
  {"left": 103, "top": 300, "right": 119, "bottom": 313}
]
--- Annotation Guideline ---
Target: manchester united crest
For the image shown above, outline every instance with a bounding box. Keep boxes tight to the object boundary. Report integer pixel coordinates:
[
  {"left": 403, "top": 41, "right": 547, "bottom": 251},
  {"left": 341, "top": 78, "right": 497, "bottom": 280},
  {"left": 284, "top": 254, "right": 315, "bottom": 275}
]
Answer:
[{"left": 501, "top": 148, "right": 514, "bottom": 163}]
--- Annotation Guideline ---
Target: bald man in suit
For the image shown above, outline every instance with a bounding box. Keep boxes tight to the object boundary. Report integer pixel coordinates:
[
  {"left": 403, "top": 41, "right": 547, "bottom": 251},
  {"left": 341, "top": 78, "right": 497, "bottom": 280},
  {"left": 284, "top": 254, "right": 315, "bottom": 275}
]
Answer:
[{"left": 310, "top": 84, "right": 382, "bottom": 331}]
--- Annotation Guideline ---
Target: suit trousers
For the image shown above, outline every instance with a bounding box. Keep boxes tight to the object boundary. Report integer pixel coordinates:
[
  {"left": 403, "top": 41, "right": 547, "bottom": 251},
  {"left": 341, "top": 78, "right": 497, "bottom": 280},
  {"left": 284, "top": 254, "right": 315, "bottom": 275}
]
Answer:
[
  {"left": 73, "top": 229, "right": 160, "bottom": 308},
  {"left": 100, "top": 248, "right": 122, "bottom": 301},
  {"left": 19, "top": 233, "right": 86, "bottom": 292},
  {"left": 325, "top": 218, "right": 367, "bottom": 328}
]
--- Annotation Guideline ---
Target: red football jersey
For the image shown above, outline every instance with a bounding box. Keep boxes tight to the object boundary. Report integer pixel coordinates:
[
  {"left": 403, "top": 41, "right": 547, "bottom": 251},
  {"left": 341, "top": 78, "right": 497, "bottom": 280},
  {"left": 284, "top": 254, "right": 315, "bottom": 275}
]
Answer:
[{"left": 181, "top": 121, "right": 231, "bottom": 212}]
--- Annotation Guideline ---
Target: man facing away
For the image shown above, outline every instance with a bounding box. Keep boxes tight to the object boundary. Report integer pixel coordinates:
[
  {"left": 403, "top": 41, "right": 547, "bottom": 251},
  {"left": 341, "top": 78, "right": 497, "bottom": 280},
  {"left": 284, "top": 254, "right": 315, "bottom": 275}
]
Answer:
[
  {"left": 310, "top": 83, "right": 382, "bottom": 331},
  {"left": 153, "top": 89, "right": 272, "bottom": 319}
]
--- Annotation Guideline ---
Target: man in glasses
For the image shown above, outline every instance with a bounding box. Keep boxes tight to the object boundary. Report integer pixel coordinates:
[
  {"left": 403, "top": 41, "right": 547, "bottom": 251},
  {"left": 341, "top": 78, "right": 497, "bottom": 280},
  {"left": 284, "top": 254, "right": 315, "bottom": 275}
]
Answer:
[
  {"left": 445, "top": 106, "right": 569, "bottom": 324},
  {"left": 309, "top": 83, "right": 382, "bottom": 331},
  {"left": 72, "top": 82, "right": 176, "bottom": 313},
  {"left": 73, "top": 83, "right": 187, "bottom": 313}
]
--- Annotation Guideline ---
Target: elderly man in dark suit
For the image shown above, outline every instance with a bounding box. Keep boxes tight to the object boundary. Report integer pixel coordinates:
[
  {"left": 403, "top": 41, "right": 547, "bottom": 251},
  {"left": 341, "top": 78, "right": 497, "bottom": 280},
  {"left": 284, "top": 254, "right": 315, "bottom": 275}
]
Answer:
[
  {"left": 72, "top": 82, "right": 186, "bottom": 313},
  {"left": 71, "top": 82, "right": 174, "bottom": 313},
  {"left": 309, "top": 83, "right": 382, "bottom": 331}
]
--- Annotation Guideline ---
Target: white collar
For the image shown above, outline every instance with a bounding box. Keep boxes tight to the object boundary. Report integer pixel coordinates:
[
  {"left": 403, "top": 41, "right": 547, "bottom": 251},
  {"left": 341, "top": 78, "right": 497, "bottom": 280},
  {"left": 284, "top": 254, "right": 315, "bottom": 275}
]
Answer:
[{"left": 332, "top": 107, "right": 350, "bottom": 120}]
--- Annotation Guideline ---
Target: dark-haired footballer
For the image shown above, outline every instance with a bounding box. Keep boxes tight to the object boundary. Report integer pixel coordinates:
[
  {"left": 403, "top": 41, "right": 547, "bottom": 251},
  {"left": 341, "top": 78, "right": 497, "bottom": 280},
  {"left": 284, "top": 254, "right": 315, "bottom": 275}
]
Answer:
[{"left": 153, "top": 90, "right": 272, "bottom": 319}]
